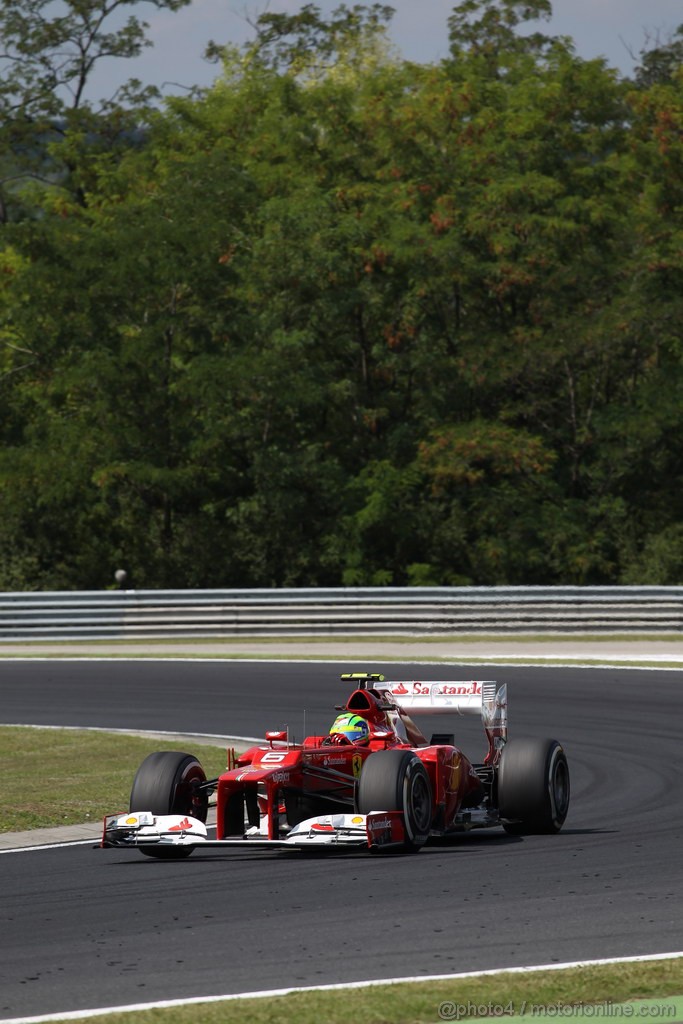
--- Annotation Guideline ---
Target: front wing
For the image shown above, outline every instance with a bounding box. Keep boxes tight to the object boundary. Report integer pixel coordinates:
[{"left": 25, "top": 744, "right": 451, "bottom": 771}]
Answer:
[{"left": 102, "top": 810, "right": 408, "bottom": 853}]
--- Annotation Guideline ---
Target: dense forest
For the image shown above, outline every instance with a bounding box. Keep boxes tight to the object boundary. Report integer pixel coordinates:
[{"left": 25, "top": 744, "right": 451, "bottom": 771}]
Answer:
[{"left": 0, "top": 0, "right": 682, "bottom": 590}]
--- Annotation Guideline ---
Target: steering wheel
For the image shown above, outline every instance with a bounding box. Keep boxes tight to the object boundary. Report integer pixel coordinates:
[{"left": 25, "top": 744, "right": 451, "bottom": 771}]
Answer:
[{"left": 322, "top": 733, "right": 352, "bottom": 746}]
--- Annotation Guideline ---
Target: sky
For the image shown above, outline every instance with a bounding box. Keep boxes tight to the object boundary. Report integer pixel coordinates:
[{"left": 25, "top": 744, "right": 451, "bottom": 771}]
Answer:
[{"left": 88, "top": 0, "right": 683, "bottom": 101}]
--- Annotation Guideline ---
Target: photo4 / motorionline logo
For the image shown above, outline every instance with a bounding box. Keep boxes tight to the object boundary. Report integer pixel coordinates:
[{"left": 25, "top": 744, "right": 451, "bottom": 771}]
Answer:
[{"left": 438, "top": 1000, "right": 679, "bottom": 1020}]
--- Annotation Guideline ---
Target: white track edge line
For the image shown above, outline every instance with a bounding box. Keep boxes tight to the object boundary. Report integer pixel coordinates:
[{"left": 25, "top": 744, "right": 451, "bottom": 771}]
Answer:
[
  {"left": 1, "top": 723, "right": 263, "bottom": 743},
  {"left": 0, "top": 839, "right": 96, "bottom": 855},
  {"left": 2, "top": 951, "right": 682, "bottom": 1024}
]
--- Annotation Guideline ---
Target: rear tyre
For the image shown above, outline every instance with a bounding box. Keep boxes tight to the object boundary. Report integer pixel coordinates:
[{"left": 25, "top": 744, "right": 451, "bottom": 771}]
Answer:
[
  {"left": 498, "top": 738, "right": 569, "bottom": 835},
  {"left": 357, "top": 749, "right": 432, "bottom": 852},
  {"left": 129, "top": 751, "right": 207, "bottom": 858}
]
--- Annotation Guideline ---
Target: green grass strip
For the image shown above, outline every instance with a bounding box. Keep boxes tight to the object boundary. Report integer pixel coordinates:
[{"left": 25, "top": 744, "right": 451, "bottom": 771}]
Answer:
[{"left": 0, "top": 726, "right": 230, "bottom": 832}]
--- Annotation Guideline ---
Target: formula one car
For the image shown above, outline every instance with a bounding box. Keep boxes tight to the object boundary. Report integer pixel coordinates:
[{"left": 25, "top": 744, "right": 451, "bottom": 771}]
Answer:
[{"left": 102, "top": 672, "right": 570, "bottom": 857}]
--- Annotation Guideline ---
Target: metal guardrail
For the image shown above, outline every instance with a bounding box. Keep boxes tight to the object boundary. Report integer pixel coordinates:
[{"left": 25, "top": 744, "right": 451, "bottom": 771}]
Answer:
[{"left": 1, "top": 587, "right": 682, "bottom": 640}]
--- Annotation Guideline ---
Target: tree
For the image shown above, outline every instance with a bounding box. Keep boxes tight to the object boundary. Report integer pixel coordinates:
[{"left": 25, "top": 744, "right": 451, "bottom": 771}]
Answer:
[
  {"left": 634, "top": 26, "right": 683, "bottom": 88},
  {"left": 0, "top": 0, "right": 191, "bottom": 221},
  {"left": 2, "top": 0, "right": 682, "bottom": 588},
  {"left": 207, "top": 3, "right": 395, "bottom": 79},
  {"left": 447, "top": 0, "right": 556, "bottom": 68}
]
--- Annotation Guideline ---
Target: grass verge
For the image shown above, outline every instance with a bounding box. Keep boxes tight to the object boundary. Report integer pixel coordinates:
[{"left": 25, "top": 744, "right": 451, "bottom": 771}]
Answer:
[{"left": 0, "top": 726, "right": 229, "bottom": 832}]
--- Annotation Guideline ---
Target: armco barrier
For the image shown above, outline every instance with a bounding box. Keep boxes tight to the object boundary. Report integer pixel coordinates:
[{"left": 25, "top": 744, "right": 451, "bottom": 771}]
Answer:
[{"left": 0, "top": 586, "right": 682, "bottom": 641}]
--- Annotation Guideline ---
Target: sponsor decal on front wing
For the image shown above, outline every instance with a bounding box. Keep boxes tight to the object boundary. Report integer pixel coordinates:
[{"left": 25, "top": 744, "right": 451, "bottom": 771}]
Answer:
[
  {"left": 285, "top": 813, "right": 369, "bottom": 846},
  {"left": 168, "top": 817, "right": 194, "bottom": 832},
  {"left": 366, "top": 811, "right": 405, "bottom": 847}
]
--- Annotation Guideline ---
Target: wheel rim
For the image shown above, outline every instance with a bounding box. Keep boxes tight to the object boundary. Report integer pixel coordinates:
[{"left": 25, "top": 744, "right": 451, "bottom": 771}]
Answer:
[
  {"left": 404, "top": 766, "right": 432, "bottom": 840},
  {"left": 549, "top": 753, "right": 569, "bottom": 824},
  {"left": 411, "top": 774, "right": 432, "bottom": 832},
  {"left": 173, "top": 764, "right": 208, "bottom": 822}
]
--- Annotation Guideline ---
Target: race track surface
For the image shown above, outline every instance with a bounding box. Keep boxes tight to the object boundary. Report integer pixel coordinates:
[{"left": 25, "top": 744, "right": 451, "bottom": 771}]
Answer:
[{"left": 1, "top": 660, "right": 682, "bottom": 1019}]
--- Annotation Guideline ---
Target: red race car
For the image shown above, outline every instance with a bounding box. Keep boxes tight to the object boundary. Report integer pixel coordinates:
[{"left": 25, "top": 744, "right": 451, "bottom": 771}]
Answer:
[{"left": 102, "top": 672, "right": 569, "bottom": 857}]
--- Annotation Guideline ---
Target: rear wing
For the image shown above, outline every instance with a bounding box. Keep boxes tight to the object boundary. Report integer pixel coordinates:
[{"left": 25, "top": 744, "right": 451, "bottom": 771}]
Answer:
[
  {"left": 375, "top": 679, "right": 497, "bottom": 716},
  {"left": 375, "top": 679, "right": 508, "bottom": 763}
]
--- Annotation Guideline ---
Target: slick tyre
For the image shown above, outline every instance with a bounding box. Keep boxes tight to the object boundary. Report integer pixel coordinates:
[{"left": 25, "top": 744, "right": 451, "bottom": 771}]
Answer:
[
  {"left": 498, "top": 738, "right": 570, "bottom": 835},
  {"left": 129, "top": 751, "right": 207, "bottom": 858},
  {"left": 357, "top": 750, "right": 432, "bottom": 852}
]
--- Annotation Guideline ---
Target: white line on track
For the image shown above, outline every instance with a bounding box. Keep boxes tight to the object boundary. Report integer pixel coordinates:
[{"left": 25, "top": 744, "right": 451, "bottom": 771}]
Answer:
[
  {"left": 2, "top": 951, "right": 682, "bottom": 1024},
  {"left": 1, "top": 723, "right": 263, "bottom": 743},
  {"left": 0, "top": 839, "right": 95, "bottom": 855}
]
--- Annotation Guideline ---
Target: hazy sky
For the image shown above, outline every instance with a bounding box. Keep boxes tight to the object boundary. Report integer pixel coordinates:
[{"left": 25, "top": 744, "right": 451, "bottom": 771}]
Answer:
[{"left": 88, "top": 0, "right": 683, "bottom": 100}]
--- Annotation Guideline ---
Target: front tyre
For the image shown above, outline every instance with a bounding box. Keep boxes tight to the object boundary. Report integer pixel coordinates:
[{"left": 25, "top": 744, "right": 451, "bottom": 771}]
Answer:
[
  {"left": 498, "top": 738, "right": 570, "bottom": 835},
  {"left": 129, "top": 751, "right": 207, "bottom": 858},
  {"left": 357, "top": 750, "right": 432, "bottom": 852}
]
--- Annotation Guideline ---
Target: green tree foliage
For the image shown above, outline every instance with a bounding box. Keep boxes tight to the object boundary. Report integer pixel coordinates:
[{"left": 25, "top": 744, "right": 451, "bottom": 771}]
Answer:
[
  {"left": 634, "top": 25, "right": 683, "bottom": 88},
  {"left": 1, "top": 0, "right": 682, "bottom": 588},
  {"left": 0, "top": 0, "right": 191, "bottom": 221}
]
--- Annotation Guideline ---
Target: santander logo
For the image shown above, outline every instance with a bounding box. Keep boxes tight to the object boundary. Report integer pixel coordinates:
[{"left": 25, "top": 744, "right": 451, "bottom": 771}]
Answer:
[
  {"left": 390, "top": 681, "right": 482, "bottom": 696},
  {"left": 436, "top": 682, "right": 482, "bottom": 696}
]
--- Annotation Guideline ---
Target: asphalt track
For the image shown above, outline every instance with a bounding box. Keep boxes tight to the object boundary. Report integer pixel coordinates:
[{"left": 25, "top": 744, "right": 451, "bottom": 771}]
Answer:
[{"left": 1, "top": 659, "right": 682, "bottom": 1020}]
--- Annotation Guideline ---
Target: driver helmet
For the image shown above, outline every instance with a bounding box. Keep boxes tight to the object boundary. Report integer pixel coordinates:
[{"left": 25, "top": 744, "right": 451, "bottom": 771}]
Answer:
[{"left": 329, "top": 712, "right": 370, "bottom": 744}]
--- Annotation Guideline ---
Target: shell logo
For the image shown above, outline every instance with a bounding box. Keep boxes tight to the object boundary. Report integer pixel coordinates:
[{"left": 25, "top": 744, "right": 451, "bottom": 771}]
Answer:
[
  {"left": 352, "top": 816, "right": 364, "bottom": 825},
  {"left": 125, "top": 817, "right": 138, "bottom": 825}
]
